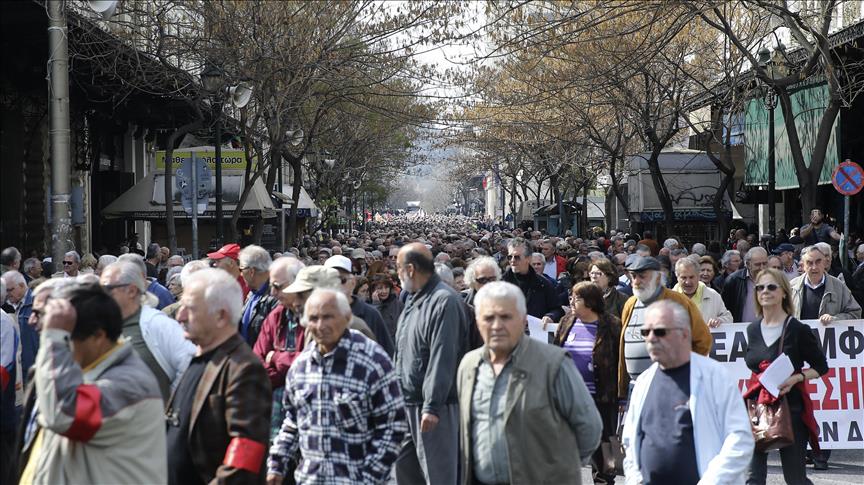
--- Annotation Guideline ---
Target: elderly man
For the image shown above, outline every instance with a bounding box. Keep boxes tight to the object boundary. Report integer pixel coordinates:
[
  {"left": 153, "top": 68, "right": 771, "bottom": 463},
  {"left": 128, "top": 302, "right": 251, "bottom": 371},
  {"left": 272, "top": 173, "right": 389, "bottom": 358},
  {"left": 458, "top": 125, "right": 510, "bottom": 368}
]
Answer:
[
  {"left": 21, "top": 283, "right": 168, "bottom": 484},
  {"left": 540, "top": 239, "right": 566, "bottom": 279},
  {"left": 208, "top": 243, "right": 250, "bottom": 300},
  {"left": 117, "top": 253, "right": 174, "bottom": 310},
  {"left": 672, "top": 259, "right": 732, "bottom": 328},
  {"left": 462, "top": 256, "right": 502, "bottom": 307},
  {"left": 350, "top": 248, "right": 368, "bottom": 276},
  {"left": 502, "top": 237, "right": 564, "bottom": 323},
  {"left": 58, "top": 251, "right": 80, "bottom": 278},
  {"left": 772, "top": 243, "right": 800, "bottom": 280},
  {"left": 618, "top": 256, "right": 712, "bottom": 401},
  {"left": 458, "top": 281, "right": 602, "bottom": 484},
  {"left": 791, "top": 245, "right": 861, "bottom": 324},
  {"left": 238, "top": 245, "right": 279, "bottom": 347},
  {"left": 1, "top": 271, "right": 36, "bottom": 385},
  {"left": 100, "top": 261, "right": 195, "bottom": 400},
  {"left": 713, "top": 250, "right": 742, "bottom": 291},
  {"left": 266, "top": 289, "right": 407, "bottom": 485},
  {"left": 393, "top": 243, "right": 471, "bottom": 484},
  {"left": 325, "top": 255, "right": 394, "bottom": 355},
  {"left": 721, "top": 247, "right": 769, "bottom": 323},
  {"left": 622, "top": 300, "right": 753, "bottom": 484},
  {"left": 253, "top": 257, "right": 306, "bottom": 442},
  {"left": 166, "top": 269, "right": 271, "bottom": 485},
  {"left": 21, "top": 258, "right": 42, "bottom": 284}
]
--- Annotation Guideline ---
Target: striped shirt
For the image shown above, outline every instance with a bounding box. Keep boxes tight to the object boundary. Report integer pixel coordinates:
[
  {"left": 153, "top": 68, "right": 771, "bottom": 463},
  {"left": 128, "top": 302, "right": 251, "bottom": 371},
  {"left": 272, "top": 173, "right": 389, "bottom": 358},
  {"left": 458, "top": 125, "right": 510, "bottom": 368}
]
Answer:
[
  {"left": 562, "top": 319, "right": 598, "bottom": 394},
  {"left": 623, "top": 300, "right": 651, "bottom": 381},
  {"left": 267, "top": 329, "right": 407, "bottom": 484}
]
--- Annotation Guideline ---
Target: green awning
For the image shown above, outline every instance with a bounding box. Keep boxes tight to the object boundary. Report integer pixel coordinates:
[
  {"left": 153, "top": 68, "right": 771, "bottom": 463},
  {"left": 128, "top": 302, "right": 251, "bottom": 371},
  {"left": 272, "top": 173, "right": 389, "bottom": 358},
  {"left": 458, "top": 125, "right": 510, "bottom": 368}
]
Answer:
[{"left": 744, "top": 83, "right": 840, "bottom": 189}]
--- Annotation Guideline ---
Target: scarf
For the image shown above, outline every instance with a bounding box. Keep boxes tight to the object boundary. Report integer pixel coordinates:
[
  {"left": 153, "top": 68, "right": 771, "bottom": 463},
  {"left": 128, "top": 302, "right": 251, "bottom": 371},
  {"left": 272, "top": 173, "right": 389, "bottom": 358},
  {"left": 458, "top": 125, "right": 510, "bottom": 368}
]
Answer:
[{"left": 743, "top": 360, "right": 820, "bottom": 452}]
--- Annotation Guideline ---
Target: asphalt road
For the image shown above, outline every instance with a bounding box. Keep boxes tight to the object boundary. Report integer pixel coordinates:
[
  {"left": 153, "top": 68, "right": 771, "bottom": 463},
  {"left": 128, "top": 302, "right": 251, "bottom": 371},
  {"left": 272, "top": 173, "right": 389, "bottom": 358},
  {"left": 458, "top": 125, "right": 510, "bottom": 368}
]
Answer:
[{"left": 578, "top": 449, "right": 864, "bottom": 483}]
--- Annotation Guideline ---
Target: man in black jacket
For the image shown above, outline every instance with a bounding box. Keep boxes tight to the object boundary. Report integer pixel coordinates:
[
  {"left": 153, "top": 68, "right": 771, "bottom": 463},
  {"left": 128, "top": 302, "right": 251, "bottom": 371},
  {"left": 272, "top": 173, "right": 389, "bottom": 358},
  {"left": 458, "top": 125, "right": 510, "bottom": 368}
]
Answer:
[
  {"left": 720, "top": 247, "right": 768, "bottom": 323},
  {"left": 502, "top": 237, "right": 565, "bottom": 323}
]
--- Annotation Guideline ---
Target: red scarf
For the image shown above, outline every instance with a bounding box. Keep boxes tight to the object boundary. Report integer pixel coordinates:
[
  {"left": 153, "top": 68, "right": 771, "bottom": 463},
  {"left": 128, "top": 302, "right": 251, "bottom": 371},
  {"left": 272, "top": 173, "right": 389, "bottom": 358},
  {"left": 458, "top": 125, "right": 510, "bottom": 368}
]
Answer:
[{"left": 744, "top": 360, "right": 820, "bottom": 452}]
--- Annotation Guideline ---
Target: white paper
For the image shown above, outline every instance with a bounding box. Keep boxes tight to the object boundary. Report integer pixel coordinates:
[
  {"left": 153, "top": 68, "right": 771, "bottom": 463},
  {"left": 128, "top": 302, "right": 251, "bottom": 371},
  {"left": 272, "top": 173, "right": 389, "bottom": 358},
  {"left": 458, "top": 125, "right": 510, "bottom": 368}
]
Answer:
[
  {"left": 527, "top": 315, "right": 558, "bottom": 342},
  {"left": 758, "top": 353, "right": 795, "bottom": 398}
]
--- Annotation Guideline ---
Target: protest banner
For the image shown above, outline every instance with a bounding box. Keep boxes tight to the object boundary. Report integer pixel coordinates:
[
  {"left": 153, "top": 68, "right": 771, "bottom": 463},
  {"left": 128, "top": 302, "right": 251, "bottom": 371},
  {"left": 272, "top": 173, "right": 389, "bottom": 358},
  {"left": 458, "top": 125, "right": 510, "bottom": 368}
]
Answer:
[{"left": 710, "top": 320, "right": 864, "bottom": 450}]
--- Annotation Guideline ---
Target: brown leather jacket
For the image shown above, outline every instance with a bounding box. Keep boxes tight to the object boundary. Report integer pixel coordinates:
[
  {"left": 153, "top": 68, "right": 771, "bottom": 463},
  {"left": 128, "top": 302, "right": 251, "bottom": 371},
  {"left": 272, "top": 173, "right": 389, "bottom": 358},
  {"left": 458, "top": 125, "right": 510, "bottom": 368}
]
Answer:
[
  {"left": 166, "top": 334, "right": 271, "bottom": 484},
  {"left": 553, "top": 312, "right": 621, "bottom": 404}
]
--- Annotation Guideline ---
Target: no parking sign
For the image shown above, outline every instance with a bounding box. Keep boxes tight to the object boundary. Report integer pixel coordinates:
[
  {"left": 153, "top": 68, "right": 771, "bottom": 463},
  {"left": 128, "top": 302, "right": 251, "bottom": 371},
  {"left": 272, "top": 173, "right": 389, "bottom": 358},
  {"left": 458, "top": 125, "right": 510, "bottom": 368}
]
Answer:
[{"left": 832, "top": 160, "right": 864, "bottom": 196}]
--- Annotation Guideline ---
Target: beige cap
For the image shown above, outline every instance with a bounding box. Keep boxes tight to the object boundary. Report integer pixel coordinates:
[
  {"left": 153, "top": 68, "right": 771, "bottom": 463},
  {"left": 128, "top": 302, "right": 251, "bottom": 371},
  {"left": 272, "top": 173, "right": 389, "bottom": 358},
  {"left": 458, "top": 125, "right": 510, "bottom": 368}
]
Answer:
[{"left": 283, "top": 266, "right": 341, "bottom": 294}]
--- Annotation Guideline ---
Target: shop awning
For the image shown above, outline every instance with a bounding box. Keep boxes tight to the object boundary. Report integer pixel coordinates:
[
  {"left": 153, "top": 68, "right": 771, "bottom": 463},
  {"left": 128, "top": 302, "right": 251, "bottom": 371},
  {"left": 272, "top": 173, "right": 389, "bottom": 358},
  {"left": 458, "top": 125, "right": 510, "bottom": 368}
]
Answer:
[
  {"left": 272, "top": 184, "right": 319, "bottom": 216},
  {"left": 102, "top": 171, "right": 277, "bottom": 220}
]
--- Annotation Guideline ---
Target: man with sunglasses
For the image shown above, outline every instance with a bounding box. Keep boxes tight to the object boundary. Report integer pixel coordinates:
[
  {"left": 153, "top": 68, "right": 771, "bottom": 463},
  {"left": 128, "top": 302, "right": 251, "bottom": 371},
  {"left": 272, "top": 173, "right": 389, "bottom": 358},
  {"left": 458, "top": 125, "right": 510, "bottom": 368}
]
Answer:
[
  {"left": 617, "top": 256, "right": 712, "bottom": 404},
  {"left": 501, "top": 238, "right": 564, "bottom": 324},
  {"left": 621, "top": 300, "right": 753, "bottom": 485}
]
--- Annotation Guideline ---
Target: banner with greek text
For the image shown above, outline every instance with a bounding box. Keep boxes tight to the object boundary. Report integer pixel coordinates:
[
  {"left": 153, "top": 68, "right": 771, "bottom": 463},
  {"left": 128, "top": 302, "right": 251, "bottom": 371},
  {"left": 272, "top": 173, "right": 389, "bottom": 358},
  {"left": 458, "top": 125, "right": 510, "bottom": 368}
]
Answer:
[{"left": 710, "top": 320, "right": 864, "bottom": 450}]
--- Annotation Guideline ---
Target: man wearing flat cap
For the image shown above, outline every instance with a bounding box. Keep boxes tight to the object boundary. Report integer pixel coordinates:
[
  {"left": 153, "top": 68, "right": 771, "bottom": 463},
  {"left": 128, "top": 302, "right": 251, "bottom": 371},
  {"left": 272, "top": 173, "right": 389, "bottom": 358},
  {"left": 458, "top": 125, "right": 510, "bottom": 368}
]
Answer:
[
  {"left": 350, "top": 248, "right": 368, "bottom": 276},
  {"left": 618, "top": 256, "right": 712, "bottom": 403},
  {"left": 208, "top": 243, "right": 250, "bottom": 300},
  {"left": 773, "top": 243, "right": 800, "bottom": 280}
]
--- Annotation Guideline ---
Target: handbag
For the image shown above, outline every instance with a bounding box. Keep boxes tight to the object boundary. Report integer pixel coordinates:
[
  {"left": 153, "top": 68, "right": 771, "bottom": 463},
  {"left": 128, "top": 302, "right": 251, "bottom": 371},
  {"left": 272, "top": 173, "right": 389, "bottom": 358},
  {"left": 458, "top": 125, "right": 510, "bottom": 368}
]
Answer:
[
  {"left": 746, "top": 316, "right": 795, "bottom": 452},
  {"left": 600, "top": 412, "right": 625, "bottom": 476}
]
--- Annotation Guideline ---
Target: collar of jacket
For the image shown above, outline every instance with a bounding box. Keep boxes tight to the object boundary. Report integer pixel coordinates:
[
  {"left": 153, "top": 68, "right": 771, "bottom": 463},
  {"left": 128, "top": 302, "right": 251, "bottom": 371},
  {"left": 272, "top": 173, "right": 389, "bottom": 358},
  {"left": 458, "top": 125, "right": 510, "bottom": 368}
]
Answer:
[
  {"left": 186, "top": 333, "right": 246, "bottom": 433},
  {"left": 503, "top": 266, "right": 542, "bottom": 288},
  {"left": 408, "top": 273, "right": 442, "bottom": 302},
  {"left": 83, "top": 340, "right": 133, "bottom": 381},
  {"left": 480, "top": 334, "right": 528, "bottom": 370}
]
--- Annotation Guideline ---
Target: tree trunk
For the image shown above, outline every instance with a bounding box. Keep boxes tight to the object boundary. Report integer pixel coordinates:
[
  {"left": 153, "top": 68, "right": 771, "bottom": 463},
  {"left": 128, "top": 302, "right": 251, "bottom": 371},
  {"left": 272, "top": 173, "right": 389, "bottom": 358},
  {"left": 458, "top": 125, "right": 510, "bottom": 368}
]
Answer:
[
  {"left": 164, "top": 118, "right": 203, "bottom": 254},
  {"left": 645, "top": 148, "right": 675, "bottom": 239}
]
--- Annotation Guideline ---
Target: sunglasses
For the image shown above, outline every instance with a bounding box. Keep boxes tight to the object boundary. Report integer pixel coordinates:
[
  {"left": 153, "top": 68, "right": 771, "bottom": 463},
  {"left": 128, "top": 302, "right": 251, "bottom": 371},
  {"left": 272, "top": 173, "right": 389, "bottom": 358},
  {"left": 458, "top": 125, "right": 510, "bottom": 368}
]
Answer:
[
  {"left": 476, "top": 276, "right": 497, "bottom": 285},
  {"left": 63, "top": 261, "right": 75, "bottom": 266},
  {"left": 507, "top": 254, "right": 522, "bottom": 261},
  {"left": 755, "top": 283, "right": 780, "bottom": 292},
  {"left": 640, "top": 327, "right": 681, "bottom": 338}
]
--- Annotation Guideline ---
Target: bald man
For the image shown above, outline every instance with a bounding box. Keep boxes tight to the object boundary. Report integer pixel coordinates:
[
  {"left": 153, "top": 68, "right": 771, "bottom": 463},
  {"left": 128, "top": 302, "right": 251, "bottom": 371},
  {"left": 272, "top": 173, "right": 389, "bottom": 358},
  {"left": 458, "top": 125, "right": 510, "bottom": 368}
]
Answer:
[{"left": 393, "top": 243, "right": 470, "bottom": 484}]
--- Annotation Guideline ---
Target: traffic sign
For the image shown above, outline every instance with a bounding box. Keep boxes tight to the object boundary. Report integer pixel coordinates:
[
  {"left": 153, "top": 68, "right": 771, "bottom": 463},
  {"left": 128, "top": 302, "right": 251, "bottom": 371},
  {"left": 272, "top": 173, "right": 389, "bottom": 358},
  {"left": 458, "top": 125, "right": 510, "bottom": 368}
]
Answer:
[{"left": 832, "top": 160, "right": 863, "bottom": 196}]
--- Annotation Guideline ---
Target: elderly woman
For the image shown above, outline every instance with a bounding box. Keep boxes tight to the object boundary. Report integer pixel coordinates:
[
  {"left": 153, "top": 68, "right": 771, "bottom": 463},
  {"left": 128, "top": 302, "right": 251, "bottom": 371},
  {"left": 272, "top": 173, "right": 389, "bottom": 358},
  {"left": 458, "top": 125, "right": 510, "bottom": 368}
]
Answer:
[
  {"left": 698, "top": 255, "right": 720, "bottom": 291},
  {"left": 744, "top": 268, "right": 827, "bottom": 485},
  {"left": 588, "top": 259, "right": 628, "bottom": 319},
  {"left": 554, "top": 281, "right": 621, "bottom": 485},
  {"left": 370, "top": 276, "right": 402, "bottom": 343}
]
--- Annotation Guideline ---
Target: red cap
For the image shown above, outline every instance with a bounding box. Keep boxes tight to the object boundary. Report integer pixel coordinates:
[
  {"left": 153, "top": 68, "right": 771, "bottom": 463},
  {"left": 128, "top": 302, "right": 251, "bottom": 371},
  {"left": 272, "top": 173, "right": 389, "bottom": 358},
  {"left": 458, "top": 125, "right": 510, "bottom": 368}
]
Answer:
[{"left": 207, "top": 243, "right": 241, "bottom": 260}]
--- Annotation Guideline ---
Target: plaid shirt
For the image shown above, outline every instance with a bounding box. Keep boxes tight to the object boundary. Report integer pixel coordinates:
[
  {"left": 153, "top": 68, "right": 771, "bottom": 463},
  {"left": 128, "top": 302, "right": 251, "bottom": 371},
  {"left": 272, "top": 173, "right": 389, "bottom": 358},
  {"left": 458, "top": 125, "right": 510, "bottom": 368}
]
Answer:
[{"left": 268, "top": 329, "right": 407, "bottom": 484}]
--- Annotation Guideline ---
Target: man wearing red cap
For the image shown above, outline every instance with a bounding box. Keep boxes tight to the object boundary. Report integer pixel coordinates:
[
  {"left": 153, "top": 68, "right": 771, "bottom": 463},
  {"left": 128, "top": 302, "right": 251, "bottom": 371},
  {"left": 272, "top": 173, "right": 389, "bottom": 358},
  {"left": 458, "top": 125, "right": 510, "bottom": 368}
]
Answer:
[{"left": 208, "top": 244, "right": 250, "bottom": 301}]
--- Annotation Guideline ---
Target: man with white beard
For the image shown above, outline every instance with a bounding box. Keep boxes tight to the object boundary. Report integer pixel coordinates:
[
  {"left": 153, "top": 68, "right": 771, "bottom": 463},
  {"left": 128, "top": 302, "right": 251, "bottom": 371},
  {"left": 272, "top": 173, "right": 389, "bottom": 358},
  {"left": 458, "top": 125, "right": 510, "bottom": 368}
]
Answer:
[{"left": 616, "top": 256, "right": 713, "bottom": 403}]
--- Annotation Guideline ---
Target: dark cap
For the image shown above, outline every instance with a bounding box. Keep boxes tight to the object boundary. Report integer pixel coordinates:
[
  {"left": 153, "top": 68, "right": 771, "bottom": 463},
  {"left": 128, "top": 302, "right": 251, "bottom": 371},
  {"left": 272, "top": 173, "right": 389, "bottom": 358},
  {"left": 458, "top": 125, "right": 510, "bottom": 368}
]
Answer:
[
  {"left": 772, "top": 243, "right": 795, "bottom": 255},
  {"left": 625, "top": 256, "right": 661, "bottom": 272}
]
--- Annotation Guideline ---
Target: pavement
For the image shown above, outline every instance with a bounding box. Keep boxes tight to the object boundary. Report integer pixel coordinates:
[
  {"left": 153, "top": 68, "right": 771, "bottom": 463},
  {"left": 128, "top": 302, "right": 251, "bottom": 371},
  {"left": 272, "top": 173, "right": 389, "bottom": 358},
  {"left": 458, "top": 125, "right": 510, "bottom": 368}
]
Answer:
[{"left": 578, "top": 449, "right": 864, "bottom": 484}]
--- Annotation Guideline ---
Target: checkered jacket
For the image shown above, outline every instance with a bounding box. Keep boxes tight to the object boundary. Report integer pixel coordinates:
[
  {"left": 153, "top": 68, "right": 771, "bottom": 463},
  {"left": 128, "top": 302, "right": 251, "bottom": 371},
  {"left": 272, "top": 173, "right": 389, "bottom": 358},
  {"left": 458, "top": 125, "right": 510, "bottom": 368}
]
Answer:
[{"left": 267, "top": 329, "right": 407, "bottom": 484}]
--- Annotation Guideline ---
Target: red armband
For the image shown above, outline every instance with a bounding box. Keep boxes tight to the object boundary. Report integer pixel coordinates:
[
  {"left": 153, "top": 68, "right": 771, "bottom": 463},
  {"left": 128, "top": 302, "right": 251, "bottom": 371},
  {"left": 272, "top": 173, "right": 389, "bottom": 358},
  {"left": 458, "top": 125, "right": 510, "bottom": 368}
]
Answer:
[
  {"left": 223, "top": 437, "right": 266, "bottom": 473},
  {"left": 0, "top": 366, "right": 9, "bottom": 391},
  {"left": 64, "top": 384, "right": 103, "bottom": 442}
]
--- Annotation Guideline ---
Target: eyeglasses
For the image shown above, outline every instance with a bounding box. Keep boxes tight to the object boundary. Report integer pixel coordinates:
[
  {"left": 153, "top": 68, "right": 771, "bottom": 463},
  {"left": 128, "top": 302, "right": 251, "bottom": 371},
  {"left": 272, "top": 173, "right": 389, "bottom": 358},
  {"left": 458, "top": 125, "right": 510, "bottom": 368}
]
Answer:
[
  {"left": 476, "top": 276, "right": 497, "bottom": 285},
  {"left": 102, "top": 283, "right": 131, "bottom": 291},
  {"left": 755, "top": 283, "right": 780, "bottom": 293},
  {"left": 271, "top": 281, "right": 287, "bottom": 291},
  {"left": 640, "top": 327, "right": 681, "bottom": 338},
  {"left": 340, "top": 277, "right": 349, "bottom": 284},
  {"left": 507, "top": 254, "right": 522, "bottom": 261},
  {"left": 63, "top": 261, "right": 75, "bottom": 266}
]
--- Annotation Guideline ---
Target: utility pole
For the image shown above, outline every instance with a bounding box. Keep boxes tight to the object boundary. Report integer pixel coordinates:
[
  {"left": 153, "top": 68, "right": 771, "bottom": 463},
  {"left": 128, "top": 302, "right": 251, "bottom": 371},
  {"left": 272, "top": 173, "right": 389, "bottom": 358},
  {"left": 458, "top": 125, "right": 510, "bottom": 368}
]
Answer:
[{"left": 48, "top": 1, "right": 73, "bottom": 264}]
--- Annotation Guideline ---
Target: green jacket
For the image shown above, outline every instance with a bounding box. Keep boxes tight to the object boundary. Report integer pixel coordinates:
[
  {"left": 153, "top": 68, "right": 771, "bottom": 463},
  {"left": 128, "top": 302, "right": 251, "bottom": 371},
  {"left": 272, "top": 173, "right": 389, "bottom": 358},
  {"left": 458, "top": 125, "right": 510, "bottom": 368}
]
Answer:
[{"left": 457, "top": 335, "right": 601, "bottom": 485}]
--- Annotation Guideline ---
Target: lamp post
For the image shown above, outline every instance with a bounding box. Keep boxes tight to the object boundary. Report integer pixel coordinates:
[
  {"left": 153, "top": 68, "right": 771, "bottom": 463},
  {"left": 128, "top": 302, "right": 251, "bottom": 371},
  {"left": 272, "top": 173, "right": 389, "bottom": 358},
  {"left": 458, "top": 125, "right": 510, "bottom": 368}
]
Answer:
[{"left": 758, "top": 46, "right": 778, "bottom": 239}]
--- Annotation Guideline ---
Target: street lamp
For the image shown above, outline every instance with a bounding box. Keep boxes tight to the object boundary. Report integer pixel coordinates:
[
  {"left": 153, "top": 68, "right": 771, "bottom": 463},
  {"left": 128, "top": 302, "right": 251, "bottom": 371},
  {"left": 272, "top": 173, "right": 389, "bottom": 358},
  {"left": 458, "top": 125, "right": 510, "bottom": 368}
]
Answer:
[
  {"left": 200, "top": 64, "right": 252, "bottom": 244},
  {"left": 758, "top": 46, "right": 778, "bottom": 240}
]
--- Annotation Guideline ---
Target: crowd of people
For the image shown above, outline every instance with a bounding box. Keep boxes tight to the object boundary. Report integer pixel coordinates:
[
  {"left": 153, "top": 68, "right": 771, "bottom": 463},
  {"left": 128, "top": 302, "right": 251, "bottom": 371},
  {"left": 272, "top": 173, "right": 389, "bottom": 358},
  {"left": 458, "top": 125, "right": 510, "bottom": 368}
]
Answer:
[{"left": 1, "top": 207, "right": 863, "bottom": 485}]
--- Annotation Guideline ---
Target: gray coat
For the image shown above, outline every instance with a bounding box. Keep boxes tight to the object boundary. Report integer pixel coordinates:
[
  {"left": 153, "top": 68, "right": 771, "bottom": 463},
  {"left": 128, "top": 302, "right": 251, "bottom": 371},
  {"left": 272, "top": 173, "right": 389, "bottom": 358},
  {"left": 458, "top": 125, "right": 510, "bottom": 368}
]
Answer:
[
  {"left": 790, "top": 273, "right": 861, "bottom": 320},
  {"left": 394, "top": 274, "right": 470, "bottom": 415}
]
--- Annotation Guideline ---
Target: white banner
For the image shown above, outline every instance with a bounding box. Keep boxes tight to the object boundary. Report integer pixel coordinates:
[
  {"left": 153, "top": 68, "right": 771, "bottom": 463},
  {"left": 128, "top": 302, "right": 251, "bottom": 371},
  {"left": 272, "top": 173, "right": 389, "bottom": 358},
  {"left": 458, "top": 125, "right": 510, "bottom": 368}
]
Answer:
[{"left": 709, "top": 320, "right": 864, "bottom": 450}]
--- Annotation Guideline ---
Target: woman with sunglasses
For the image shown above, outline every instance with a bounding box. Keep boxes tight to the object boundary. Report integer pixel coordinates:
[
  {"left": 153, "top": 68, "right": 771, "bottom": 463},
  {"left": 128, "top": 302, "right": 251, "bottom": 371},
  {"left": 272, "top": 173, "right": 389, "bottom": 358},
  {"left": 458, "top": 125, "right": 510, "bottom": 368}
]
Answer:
[
  {"left": 553, "top": 281, "right": 622, "bottom": 485},
  {"left": 744, "top": 268, "right": 827, "bottom": 485}
]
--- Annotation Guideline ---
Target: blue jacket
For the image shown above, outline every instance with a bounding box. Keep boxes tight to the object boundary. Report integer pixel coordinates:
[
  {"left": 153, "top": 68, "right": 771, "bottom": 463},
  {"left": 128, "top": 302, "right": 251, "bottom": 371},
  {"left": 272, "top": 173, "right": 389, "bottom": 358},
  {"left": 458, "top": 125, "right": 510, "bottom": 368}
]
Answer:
[{"left": 147, "top": 278, "right": 174, "bottom": 310}]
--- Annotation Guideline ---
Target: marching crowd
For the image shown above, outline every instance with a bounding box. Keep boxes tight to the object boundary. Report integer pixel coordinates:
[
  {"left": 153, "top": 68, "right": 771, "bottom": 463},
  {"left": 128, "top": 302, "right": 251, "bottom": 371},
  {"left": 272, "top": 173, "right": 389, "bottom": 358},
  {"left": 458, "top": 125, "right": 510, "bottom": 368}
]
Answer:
[{"left": 1, "top": 207, "right": 863, "bottom": 485}]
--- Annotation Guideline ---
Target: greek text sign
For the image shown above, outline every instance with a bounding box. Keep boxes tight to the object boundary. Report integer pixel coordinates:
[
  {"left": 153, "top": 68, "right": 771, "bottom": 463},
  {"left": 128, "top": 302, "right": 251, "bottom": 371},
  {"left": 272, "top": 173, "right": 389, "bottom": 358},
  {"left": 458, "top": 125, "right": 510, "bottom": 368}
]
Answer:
[
  {"left": 710, "top": 320, "right": 864, "bottom": 450},
  {"left": 155, "top": 149, "right": 248, "bottom": 170}
]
